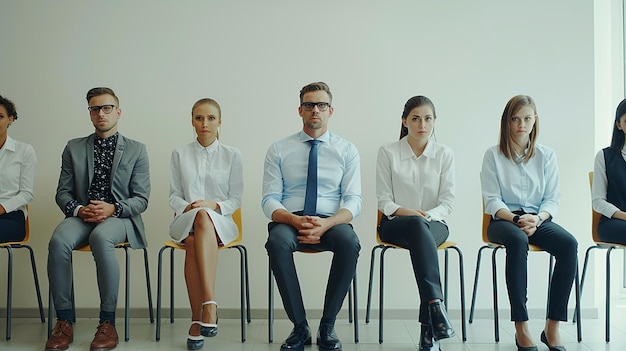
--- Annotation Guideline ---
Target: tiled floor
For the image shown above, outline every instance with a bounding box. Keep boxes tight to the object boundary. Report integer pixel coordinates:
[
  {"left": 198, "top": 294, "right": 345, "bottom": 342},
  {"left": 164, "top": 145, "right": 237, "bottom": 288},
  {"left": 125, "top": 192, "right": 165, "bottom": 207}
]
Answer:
[{"left": 3, "top": 312, "right": 626, "bottom": 350}]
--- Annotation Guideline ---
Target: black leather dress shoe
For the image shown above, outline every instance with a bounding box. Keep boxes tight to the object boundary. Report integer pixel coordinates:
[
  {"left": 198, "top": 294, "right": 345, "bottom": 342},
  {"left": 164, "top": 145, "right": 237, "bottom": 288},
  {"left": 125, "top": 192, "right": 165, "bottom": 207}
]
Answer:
[
  {"left": 419, "top": 324, "right": 440, "bottom": 351},
  {"left": 280, "top": 325, "right": 311, "bottom": 351},
  {"left": 317, "top": 325, "right": 342, "bottom": 351},
  {"left": 540, "top": 331, "right": 566, "bottom": 351},
  {"left": 428, "top": 301, "right": 455, "bottom": 341}
]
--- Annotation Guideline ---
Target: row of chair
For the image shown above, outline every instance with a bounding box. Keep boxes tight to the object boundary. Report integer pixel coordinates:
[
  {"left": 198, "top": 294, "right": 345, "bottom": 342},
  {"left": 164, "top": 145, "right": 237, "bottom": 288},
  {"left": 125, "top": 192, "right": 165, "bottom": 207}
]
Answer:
[{"left": 2, "top": 180, "right": 624, "bottom": 342}]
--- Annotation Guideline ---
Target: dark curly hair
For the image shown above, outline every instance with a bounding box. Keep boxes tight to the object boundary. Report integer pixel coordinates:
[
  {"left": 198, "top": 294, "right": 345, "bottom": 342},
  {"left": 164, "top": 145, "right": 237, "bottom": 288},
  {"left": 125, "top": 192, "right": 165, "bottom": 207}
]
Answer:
[{"left": 0, "top": 95, "right": 18, "bottom": 120}]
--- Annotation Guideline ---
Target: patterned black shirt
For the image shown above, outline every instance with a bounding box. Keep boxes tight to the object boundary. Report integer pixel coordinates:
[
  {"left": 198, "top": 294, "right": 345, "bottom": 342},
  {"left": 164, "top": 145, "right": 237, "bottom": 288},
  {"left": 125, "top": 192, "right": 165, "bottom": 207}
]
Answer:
[{"left": 64, "top": 133, "right": 122, "bottom": 217}]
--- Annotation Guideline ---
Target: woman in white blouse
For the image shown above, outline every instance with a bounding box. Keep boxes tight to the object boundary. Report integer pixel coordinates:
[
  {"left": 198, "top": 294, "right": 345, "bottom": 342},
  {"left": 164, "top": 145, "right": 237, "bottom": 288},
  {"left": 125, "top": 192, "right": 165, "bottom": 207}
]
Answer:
[
  {"left": 0, "top": 95, "right": 36, "bottom": 243},
  {"left": 376, "top": 96, "right": 455, "bottom": 351},
  {"left": 169, "top": 98, "right": 243, "bottom": 350},
  {"left": 592, "top": 98, "right": 626, "bottom": 245},
  {"left": 481, "top": 95, "right": 577, "bottom": 351}
]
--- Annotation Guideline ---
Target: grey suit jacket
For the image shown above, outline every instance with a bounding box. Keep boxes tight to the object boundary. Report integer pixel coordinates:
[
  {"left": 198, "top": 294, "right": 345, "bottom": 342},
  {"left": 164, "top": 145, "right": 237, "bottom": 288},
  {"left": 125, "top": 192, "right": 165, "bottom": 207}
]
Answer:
[{"left": 55, "top": 133, "right": 151, "bottom": 249}]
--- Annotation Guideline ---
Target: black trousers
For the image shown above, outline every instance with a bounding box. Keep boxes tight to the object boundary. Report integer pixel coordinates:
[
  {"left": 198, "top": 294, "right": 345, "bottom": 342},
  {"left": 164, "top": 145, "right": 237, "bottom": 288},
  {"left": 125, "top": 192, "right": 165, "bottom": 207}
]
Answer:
[
  {"left": 265, "top": 221, "right": 360, "bottom": 326},
  {"left": 0, "top": 210, "right": 26, "bottom": 243},
  {"left": 487, "top": 219, "right": 578, "bottom": 322},
  {"left": 598, "top": 218, "right": 626, "bottom": 245},
  {"left": 378, "top": 215, "right": 448, "bottom": 324}
]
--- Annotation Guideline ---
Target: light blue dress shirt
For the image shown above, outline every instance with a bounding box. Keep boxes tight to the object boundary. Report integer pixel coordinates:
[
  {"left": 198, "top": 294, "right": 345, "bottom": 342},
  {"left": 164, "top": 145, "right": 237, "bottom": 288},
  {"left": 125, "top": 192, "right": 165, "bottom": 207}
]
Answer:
[
  {"left": 481, "top": 143, "right": 560, "bottom": 217},
  {"left": 262, "top": 130, "right": 362, "bottom": 219}
]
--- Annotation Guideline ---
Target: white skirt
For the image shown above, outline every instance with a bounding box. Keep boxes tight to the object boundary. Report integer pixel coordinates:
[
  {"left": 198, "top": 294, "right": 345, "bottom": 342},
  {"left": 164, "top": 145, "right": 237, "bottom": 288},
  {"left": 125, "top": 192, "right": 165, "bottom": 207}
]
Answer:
[{"left": 169, "top": 207, "right": 238, "bottom": 246}]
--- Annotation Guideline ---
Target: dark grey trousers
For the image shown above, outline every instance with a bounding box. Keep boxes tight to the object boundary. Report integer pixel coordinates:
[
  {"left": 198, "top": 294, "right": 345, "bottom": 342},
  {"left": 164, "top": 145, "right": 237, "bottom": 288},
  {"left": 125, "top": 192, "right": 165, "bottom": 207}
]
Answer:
[{"left": 48, "top": 217, "right": 127, "bottom": 314}]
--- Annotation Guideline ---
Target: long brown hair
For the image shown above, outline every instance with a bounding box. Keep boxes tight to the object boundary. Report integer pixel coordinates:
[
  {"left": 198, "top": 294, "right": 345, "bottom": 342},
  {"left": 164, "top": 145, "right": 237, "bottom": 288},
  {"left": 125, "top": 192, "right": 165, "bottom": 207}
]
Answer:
[{"left": 498, "top": 95, "right": 538, "bottom": 162}]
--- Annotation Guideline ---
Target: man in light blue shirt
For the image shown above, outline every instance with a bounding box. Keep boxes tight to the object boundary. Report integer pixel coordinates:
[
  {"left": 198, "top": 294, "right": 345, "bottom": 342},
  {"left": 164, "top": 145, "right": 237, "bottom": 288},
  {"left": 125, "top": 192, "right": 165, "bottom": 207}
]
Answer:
[{"left": 262, "top": 82, "right": 361, "bottom": 351}]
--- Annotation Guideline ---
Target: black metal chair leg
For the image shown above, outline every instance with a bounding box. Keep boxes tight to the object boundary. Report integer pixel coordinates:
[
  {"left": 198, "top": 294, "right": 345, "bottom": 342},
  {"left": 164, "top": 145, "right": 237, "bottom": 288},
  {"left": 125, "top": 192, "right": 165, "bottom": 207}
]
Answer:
[
  {"left": 365, "top": 245, "right": 382, "bottom": 323},
  {"left": 352, "top": 272, "right": 359, "bottom": 343},
  {"left": 449, "top": 246, "right": 467, "bottom": 342},
  {"left": 242, "top": 246, "right": 251, "bottom": 323},
  {"left": 469, "top": 245, "right": 488, "bottom": 323},
  {"left": 575, "top": 245, "right": 598, "bottom": 324},
  {"left": 268, "top": 257, "right": 274, "bottom": 344},
  {"left": 378, "top": 246, "right": 391, "bottom": 344},
  {"left": 143, "top": 248, "right": 154, "bottom": 323},
  {"left": 5, "top": 247, "right": 13, "bottom": 340},
  {"left": 155, "top": 245, "right": 168, "bottom": 341},
  {"left": 123, "top": 246, "right": 130, "bottom": 341},
  {"left": 574, "top": 263, "right": 581, "bottom": 342},
  {"left": 444, "top": 249, "right": 449, "bottom": 305},
  {"left": 491, "top": 247, "right": 500, "bottom": 343},
  {"left": 606, "top": 247, "right": 614, "bottom": 342}
]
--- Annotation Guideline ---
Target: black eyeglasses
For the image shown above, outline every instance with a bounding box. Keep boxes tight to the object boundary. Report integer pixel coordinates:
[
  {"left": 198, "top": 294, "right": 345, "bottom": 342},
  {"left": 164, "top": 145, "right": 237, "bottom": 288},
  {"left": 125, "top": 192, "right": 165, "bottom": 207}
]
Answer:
[
  {"left": 301, "top": 102, "right": 331, "bottom": 111},
  {"left": 88, "top": 105, "right": 116, "bottom": 115}
]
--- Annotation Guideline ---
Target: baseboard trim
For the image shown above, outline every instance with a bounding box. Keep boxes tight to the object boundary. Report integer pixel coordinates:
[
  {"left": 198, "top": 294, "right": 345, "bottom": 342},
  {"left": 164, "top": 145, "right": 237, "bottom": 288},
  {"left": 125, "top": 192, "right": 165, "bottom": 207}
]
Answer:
[{"left": 1, "top": 307, "right": 599, "bottom": 320}]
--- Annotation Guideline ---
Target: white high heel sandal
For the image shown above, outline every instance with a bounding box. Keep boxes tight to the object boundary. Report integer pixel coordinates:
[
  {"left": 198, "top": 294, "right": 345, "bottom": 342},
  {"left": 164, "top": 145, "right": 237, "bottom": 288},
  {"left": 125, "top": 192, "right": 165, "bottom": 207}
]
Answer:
[
  {"left": 187, "top": 321, "right": 204, "bottom": 350},
  {"left": 200, "top": 301, "right": 218, "bottom": 337}
]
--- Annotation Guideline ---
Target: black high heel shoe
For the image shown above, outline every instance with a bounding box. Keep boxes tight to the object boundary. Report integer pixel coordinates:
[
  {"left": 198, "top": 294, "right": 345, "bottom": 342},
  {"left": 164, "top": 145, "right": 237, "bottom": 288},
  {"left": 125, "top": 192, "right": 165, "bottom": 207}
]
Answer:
[
  {"left": 419, "top": 324, "right": 440, "bottom": 351},
  {"left": 514, "top": 334, "right": 538, "bottom": 351},
  {"left": 540, "top": 331, "right": 567, "bottom": 351},
  {"left": 200, "top": 301, "right": 218, "bottom": 337},
  {"left": 187, "top": 321, "right": 204, "bottom": 350},
  {"left": 428, "top": 301, "right": 455, "bottom": 341}
]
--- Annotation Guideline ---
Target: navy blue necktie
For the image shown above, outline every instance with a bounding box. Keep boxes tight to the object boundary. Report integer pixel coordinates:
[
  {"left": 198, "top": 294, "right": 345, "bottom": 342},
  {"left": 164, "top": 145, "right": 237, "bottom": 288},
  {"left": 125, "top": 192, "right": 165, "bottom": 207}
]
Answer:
[{"left": 303, "top": 139, "right": 320, "bottom": 215}]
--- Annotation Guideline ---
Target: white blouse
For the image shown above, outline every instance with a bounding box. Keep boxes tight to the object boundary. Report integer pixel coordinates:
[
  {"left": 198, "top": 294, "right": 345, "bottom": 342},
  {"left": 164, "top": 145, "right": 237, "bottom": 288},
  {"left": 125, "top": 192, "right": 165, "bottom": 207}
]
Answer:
[
  {"left": 169, "top": 140, "right": 243, "bottom": 244},
  {"left": 0, "top": 136, "right": 36, "bottom": 217},
  {"left": 376, "top": 137, "right": 455, "bottom": 222},
  {"left": 592, "top": 146, "right": 626, "bottom": 218}
]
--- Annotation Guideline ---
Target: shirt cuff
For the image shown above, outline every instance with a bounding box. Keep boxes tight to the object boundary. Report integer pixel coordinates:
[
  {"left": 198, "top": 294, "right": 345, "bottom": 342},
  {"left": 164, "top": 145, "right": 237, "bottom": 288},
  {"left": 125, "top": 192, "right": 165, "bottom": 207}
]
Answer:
[
  {"left": 72, "top": 205, "right": 82, "bottom": 217},
  {"left": 113, "top": 202, "right": 123, "bottom": 217}
]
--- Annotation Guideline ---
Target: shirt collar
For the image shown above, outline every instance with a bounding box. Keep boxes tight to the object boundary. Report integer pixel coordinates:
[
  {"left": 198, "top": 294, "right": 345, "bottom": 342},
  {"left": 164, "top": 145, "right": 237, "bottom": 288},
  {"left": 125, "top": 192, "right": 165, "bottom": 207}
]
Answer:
[
  {"left": 193, "top": 138, "right": 219, "bottom": 153},
  {"left": 94, "top": 132, "right": 119, "bottom": 145},
  {"left": 0, "top": 136, "right": 17, "bottom": 152},
  {"left": 299, "top": 130, "right": 330, "bottom": 144},
  {"left": 399, "top": 136, "right": 435, "bottom": 160}
]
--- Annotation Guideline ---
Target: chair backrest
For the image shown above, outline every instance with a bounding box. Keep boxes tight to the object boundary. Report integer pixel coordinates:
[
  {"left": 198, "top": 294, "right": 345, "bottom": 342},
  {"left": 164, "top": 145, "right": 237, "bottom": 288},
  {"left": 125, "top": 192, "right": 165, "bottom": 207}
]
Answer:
[
  {"left": 375, "top": 210, "right": 384, "bottom": 245},
  {"left": 481, "top": 200, "right": 491, "bottom": 244},
  {"left": 229, "top": 207, "right": 243, "bottom": 245},
  {"left": 23, "top": 204, "right": 31, "bottom": 243},
  {"left": 589, "top": 171, "right": 602, "bottom": 243}
]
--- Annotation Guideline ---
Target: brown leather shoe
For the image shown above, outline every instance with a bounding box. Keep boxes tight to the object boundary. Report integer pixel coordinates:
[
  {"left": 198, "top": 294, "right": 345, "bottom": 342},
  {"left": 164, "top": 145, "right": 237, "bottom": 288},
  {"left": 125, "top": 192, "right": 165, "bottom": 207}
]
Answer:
[
  {"left": 45, "top": 319, "right": 73, "bottom": 351},
  {"left": 90, "top": 321, "right": 119, "bottom": 351}
]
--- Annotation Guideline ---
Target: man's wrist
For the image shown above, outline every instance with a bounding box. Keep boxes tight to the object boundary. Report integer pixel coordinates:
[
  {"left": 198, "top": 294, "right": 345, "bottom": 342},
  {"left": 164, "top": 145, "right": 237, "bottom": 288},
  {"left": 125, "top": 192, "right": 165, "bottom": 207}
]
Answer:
[
  {"left": 536, "top": 213, "right": 544, "bottom": 228},
  {"left": 113, "top": 202, "right": 123, "bottom": 217}
]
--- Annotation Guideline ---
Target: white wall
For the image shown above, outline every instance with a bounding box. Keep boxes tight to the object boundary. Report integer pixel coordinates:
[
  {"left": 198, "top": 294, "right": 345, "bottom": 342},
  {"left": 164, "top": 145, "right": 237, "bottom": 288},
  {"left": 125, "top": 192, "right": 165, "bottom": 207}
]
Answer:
[{"left": 0, "top": 0, "right": 601, "bottom": 319}]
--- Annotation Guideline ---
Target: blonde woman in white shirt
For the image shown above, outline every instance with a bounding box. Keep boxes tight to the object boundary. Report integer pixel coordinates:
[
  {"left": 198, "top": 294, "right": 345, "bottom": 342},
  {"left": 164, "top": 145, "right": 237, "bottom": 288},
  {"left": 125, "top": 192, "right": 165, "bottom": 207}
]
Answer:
[
  {"left": 376, "top": 96, "right": 455, "bottom": 351},
  {"left": 0, "top": 95, "right": 36, "bottom": 243},
  {"left": 169, "top": 98, "right": 243, "bottom": 350}
]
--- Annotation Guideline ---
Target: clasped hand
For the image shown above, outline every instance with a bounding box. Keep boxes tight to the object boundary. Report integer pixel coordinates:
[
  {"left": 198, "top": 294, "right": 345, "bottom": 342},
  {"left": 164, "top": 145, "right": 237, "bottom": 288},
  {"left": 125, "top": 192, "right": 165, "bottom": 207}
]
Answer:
[
  {"left": 78, "top": 200, "right": 115, "bottom": 223},
  {"left": 516, "top": 213, "right": 540, "bottom": 237},
  {"left": 184, "top": 200, "right": 218, "bottom": 213},
  {"left": 290, "top": 215, "right": 328, "bottom": 244}
]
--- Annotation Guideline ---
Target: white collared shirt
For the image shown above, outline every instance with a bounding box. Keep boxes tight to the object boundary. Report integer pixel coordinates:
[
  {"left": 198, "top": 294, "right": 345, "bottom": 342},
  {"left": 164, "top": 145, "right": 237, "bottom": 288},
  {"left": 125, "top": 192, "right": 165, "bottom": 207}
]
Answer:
[
  {"left": 262, "top": 130, "right": 362, "bottom": 218},
  {"left": 169, "top": 139, "right": 243, "bottom": 216},
  {"left": 592, "top": 146, "right": 626, "bottom": 218},
  {"left": 376, "top": 137, "right": 455, "bottom": 222},
  {"left": 481, "top": 143, "right": 560, "bottom": 217},
  {"left": 0, "top": 136, "right": 36, "bottom": 217}
]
